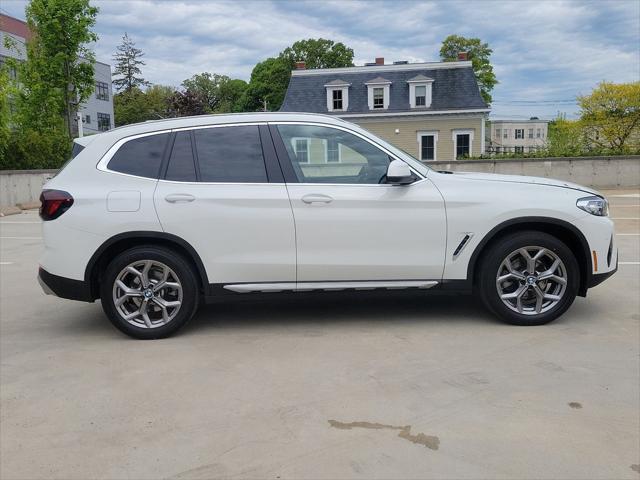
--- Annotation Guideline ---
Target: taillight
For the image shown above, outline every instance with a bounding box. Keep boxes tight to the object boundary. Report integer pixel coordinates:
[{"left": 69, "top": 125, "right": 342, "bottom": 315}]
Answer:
[{"left": 39, "top": 189, "right": 74, "bottom": 221}]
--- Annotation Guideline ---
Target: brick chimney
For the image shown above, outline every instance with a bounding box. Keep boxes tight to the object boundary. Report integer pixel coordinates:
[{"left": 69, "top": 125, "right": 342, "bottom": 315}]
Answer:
[
  {"left": 295, "top": 61, "right": 306, "bottom": 70},
  {"left": 375, "top": 57, "right": 384, "bottom": 65},
  {"left": 457, "top": 52, "right": 468, "bottom": 61}
]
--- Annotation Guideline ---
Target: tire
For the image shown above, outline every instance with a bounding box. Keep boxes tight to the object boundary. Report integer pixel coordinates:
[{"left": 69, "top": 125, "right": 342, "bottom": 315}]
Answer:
[
  {"left": 100, "top": 245, "right": 200, "bottom": 339},
  {"left": 477, "top": 231, "right": 579, "bottom": 326}
]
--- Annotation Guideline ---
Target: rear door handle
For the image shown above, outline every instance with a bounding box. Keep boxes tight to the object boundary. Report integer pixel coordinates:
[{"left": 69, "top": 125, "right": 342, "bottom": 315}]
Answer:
[
  {"left": 301, "top": 194, "right": 333, "bottom": 204},
  {"left": 165, "top": 193, "right": 195, "bottom": 203}
]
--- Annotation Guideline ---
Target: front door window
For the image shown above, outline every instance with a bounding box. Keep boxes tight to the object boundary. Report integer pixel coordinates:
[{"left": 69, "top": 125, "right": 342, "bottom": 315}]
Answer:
[{"left": 276, "top": 124, "right": 392, "bottom": 184}]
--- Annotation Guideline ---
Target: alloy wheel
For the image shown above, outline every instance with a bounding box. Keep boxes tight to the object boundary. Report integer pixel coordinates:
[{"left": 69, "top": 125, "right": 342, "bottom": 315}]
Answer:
[
  {"left": 112, "top": 260, "right": 183, "bottom": 329},
  {"left": 496, "top": 246, "right": 567, "bottom": 315}
]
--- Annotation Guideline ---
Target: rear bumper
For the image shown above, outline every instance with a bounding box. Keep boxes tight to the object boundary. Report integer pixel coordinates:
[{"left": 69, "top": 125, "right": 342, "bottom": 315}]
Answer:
[{"left": 38, "top": 267, "right": 94, "bottom": 302}]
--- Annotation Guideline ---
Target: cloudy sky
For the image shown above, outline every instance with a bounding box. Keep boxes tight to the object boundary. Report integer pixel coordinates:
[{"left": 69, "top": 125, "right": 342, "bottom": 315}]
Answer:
[{"left": 2, "top": 0, "right": 638, "bottom": 118}]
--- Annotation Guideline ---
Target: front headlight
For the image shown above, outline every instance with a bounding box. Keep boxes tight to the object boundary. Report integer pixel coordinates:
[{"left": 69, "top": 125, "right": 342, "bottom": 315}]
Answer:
[{"left": 576, "top": 196, "right": 609, "bottom": 216}]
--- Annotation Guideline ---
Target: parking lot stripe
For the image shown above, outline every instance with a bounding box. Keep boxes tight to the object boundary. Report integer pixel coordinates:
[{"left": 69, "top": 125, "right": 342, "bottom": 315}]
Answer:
[
  {"left": 611, "top": 217, "right": 640, "bottom": 220},
  {"left": 616, "top": 233, "right": 640, "bottom": 236},
  {"left": 0, "top": 221, "right": 41, "bottom": 224},
  {"left": 619, "top": 262, "right": 640, "bottom": 265},
  {"left": 0, "top": 262, "right": 13, "bottom": 265},
  {"left": 0, "top": 236, "right": 42, "bottom": 240}
]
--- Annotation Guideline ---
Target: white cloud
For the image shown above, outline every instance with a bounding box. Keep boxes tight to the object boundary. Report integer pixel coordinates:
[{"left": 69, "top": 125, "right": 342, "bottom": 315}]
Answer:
[{"left": 2, "top": 0, "right": 638, "bottom": 117}]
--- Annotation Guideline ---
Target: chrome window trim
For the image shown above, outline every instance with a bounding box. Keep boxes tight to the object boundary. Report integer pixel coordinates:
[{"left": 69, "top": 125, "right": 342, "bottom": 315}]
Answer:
[{"left": 96, "top": 120, "right": 426, "bottom": 185}]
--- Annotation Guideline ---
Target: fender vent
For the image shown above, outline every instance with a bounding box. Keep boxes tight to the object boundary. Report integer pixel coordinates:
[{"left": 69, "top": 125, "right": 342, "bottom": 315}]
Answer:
[
  {"left": 453, "top": 234, "right": 473, "bottom": 259},
  {"left": 607, "top": 235, "right": 613, "bottom": 267}
]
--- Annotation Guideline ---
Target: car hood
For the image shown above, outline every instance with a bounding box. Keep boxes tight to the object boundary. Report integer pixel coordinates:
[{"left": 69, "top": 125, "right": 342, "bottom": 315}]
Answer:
[{"left": 436, "top": 171, "right": 600, "bottom": 196}]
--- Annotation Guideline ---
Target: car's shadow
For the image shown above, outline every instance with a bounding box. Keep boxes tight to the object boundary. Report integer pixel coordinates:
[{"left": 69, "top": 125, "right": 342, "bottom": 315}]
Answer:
[{"left": 184, "top": 291, "right": 493, "bottom": 335}]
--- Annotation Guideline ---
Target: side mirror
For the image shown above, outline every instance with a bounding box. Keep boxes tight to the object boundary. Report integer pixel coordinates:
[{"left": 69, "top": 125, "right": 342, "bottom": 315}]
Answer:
[{"left": 386, "top": 159, "right": 415, "bottom": 185}]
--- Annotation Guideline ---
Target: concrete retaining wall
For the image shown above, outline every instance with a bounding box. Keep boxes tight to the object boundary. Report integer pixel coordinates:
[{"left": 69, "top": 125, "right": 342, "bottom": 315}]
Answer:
[
  {"left": 1, "top": 156, "right": 639, "bottom": 208},
  {"left": 429, "top": 156, "right": 640, "bottom": 189},
  {"left": 0, "top": 169, "right": 57, "bottom": 208}
]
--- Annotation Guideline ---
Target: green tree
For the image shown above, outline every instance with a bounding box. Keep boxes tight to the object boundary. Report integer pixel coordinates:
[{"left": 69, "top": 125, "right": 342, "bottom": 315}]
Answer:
[
  {"left": 279, "top": 38, "right": 354, "bottom": 69},
  {"left": 113, "top": 85, "right": 174, "bottom": 126},
  {"left": 546, "top": 117, "right": 585, "bottom": 157},
  {"left": 242, "top": 38, "right": 355, "bottom": 112},
  {"left": 24, "top": 0, "right": 99, "bottom": 139},
  {"left": 180, "top": 73, "right": 247, "bottom": 113},
  {"left": 242, "top": 57, "right": 292, "bottom": 111},
  {"left": 113, "top": 33, "right": 149, "bottom": 93},
  {"left": 216, "top": 78, "right": 248, "bottom": 112},
  {"left": 578, "top": 81, "right": 640, "bottom": 153},
  {"left": 440, "top": 34, "right": 498, "bottom": 104}
]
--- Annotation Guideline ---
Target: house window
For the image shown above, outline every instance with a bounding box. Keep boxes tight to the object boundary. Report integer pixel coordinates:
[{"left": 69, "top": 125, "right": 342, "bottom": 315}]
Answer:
[
  {"left": 420, "top": 135, "right": 435, "bottom": 160},
  {"left": 495, "top": 128, "right": 501, "bottom": 139},
  {"left": 373, "top": 88, "right": 384, "bottom": 109},
  {"left": 515, "top": 146, "right": 524, "bottom": 154},
  {"left": 414, "top": 86, "right": 426, "bottom": 106},
  {"left": 536, "top": 128, "right": 541, "bottom": 138},
  {"left": 456, "top": 134, "right": 470, "bottom": 158},
  {"left": 515, "top": 129, "right": 524, "bottom": 139},
  {"left": 85, "top": 114, "right": 91, "bottom": 124},
  {"left": 96, "top": 81, "right": 109, "bottom": 101},
  {"left": 326, "top": 139, "right": 340, "bottom": 163},
  {"left": 495, "top": 147, "right": 502, "bottom": 154},
  {"left": 293, "top": 138, "right": 310, "bottom": 163},
  {"left": 503, "top": 129, "right": 509, "bottom": 139},
  {"left": 452, "top": 129, "right": 474, "bottom": 160},
  {"left": 528, "top": 128, "right": 534, "bottom": 138},
  {"left": 332, "top": 90, "right": 343, "bottom": 110},
  {"left": 97, "top": 113, "right": 110, "bottom": 131}
]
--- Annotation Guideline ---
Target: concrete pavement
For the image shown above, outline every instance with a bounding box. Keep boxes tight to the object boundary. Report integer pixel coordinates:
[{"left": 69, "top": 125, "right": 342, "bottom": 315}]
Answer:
[{"left": 1, "top": 189, "right": 638, "bottom": 479}]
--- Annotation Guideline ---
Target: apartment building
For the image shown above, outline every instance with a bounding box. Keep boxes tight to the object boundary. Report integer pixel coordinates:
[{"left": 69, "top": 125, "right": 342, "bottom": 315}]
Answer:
[
  {"left": 0, "top": 13, "right": 114, "bottom": 135},
  {"left": 489, "top": 118, "right": 549, "bottom": 154}
]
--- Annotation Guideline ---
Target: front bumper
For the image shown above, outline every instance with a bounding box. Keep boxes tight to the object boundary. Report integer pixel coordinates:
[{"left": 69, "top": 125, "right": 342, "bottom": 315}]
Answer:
[
  {"left": 587, "top": 256, "right": 618, "bottom": 289},
  {"left": 38, "top": 267, "right": 94, "bottom": 302}
]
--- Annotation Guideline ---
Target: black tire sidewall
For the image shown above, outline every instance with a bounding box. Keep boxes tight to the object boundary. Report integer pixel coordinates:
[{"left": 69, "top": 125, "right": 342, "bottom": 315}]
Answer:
[
  {"left": 100, "top": 246, "right": 199, "bottom": 339},
  {"left": 479, "top": 231, "right": 579, "bottom": 326}
]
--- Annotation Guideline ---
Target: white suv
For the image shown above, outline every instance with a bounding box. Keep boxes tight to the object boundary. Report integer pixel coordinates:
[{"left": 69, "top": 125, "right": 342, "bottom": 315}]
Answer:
[{"left": 38, "top": 113, "right": 617, "bottom": 339}]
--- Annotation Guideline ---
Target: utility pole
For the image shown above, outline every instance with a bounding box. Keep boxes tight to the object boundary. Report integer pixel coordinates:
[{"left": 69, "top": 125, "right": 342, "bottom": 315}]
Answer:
[{"left": 77, "top": 112, "right": 84, "bottom": 138}]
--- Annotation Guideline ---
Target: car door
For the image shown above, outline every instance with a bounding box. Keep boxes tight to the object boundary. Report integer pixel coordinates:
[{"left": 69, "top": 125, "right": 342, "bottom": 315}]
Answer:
[
  {"left": 271, "top": 122, "right": 446, "bottom": 284},
  {"left": 154, "top": 124, "right": 296, "bottom": 286}
]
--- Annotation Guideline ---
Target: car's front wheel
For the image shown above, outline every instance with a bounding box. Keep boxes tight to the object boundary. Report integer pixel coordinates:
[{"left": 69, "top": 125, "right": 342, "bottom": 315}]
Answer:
[
  {"left": 478, "top": 231, "right": 579, "bottom": 326},
  {"left": 100, "top": 246, "right": 199, "bottom": 339}
]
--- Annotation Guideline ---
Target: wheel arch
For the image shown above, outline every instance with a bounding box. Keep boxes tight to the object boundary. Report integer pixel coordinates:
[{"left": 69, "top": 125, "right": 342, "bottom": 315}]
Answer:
[
  {"left": 85, "top": 231, "right": 209, "bottom": 300},
  {"left": 468, "top": 217, "right": 592, "bottom": 297}
]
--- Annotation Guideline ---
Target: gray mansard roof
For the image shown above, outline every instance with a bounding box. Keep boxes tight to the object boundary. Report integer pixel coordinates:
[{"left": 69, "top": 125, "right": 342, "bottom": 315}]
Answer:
[{"left": 281, "top": 61, "right": 488, "bottom": 116}]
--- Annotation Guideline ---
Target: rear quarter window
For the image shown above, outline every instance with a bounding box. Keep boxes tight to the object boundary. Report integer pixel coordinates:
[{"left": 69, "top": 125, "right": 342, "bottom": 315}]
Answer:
[{"left": 108, "top": 133, "right": 170, "bottom": 179}]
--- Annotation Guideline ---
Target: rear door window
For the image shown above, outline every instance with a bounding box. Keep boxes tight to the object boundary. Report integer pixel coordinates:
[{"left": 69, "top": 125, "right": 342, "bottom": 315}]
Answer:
[
  {"left": 165, "top": 132, "right": 197, "bottom": 182},
  {"left": 193, "top": 125, "right": 267, "bottom": 183},
  {"left": 108, "top": 133, "right": 170, "bottom": 179}
]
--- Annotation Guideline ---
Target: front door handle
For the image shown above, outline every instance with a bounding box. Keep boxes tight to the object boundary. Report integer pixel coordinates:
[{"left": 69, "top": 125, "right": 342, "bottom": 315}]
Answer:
[
  {"left": 165, "top": 193, "right": 195, "bottom": 203},
  {"left": 302, "top": 194, "right": 333, "bottom": 204}
]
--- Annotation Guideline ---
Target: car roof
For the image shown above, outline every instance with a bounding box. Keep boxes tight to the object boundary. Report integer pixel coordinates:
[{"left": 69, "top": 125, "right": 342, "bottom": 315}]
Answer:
[{"left": 86, "top": 112, "right": 352, "bottom": 142}]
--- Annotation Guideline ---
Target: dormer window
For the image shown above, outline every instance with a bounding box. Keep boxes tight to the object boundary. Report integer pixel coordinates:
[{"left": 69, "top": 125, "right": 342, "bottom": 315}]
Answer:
[
  {"left": 373, "top": 88, "right": 384, "bottom": 109},
  {"left": 415, "top": 86, "right": 426, "bottom": 106},
  {"left": 407, "top": 75, "right": 434, "bottom": 108},
  {"left": 332, "top": 90, "right": 343, "bottom": 110},
  {"left": 365, "top": 77, "right": 391, "bottom": 111},
  {"left": 324, "top": 79, "right": 350, "bottom": 112}
]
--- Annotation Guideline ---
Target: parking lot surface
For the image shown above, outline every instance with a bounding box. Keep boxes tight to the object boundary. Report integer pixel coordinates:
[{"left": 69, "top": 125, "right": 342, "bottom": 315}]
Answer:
[{"left": 1, "top": 189, "right": 639, "bottom": 480}]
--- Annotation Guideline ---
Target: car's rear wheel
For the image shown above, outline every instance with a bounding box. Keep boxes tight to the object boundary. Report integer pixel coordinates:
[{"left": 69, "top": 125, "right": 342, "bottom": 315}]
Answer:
[
  {"left": 478, "top": 231, "right": 579, "bottom": 326},
  {"left": 100, "top": 246, "right": 199, "bottom": 339}
]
